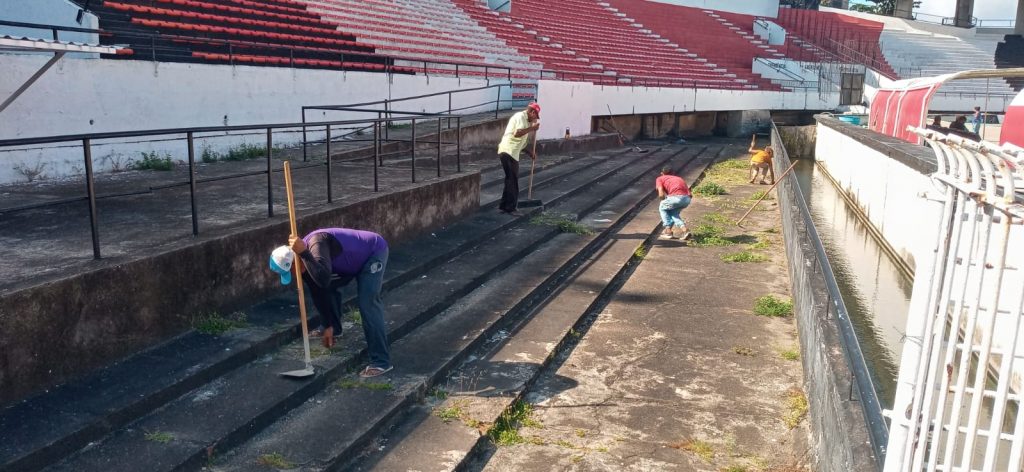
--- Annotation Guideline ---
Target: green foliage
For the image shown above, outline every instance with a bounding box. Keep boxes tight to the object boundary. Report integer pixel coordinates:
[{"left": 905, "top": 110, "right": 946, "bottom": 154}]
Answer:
[
  {"left": 634, "top": 245, "right": 647, "bottom": 259},
  {"left": 487, "top": 400, "right": 541, "bottom": 446},
  {"left": 435, "top": 401, "right": 466, "bottom": 423},
  {"left": 347, "top": 307, "right": 362, "bottom": 325},
  {"left": 753, "top": 296, "right": 793, "bottom": 317},
  {"left": 144, "top": 431, "right": 174, "bottom": 443},
  {"left": 749, "top": 236, "right": 771, "bottom": 250},
  {"left": 693, "top": 181, "right": 726, "bottom": 196},
  {"left": 749, "top": 190, "right": 774, "bottom": 201},
  {"left": 193, "top": 311, "right": 247, "bottom": 335},
  {"left": 529, "top": 212, "right": 594, "bottom": 235},
  {"left": 675, "top": 438, "right": 714, "bottom": 462},
  {"left": 780, "top": 347, "right": 801, "bottom": 361},
  {"left": 257, "top": 452, "right": 293, "bottom": 469},
  {"left": 201, "top": 143, "right": 274, "bottom": 163},
  {"left": 721, "top": 251, "right": 768, "bottom": 263},
  {"left": 702, "top": 212, "right": 731, "bottom": 225},
  {"left": 134, "top": 151, "right": 174, "bottom": 171},
  {"left": 337, "top": 378, "right": 393, "bottom": 390},
  {"left": 690, "top": 224, "right": 735, "bottom": 247},
  {"left": 783, "top": 388, "right": 809, "bottom": 429},
  {"left": 849, "top": 0, "right": 920, "bottom": 15}
]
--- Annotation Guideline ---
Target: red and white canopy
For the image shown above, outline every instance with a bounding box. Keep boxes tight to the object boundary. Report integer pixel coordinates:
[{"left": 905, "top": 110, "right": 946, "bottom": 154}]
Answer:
[{"left": 868, "top": 68, "right": 1024, "bottom": 146}]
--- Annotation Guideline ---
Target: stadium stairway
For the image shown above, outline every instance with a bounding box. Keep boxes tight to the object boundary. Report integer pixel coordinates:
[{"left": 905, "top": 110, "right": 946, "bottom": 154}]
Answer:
[
  {"left": 0, "top": 139, "right": 725, "bottom": 472},
  {"left": 879, "top": 29, "right": 1018, "bottom": 95},
  {"left": 995, "top": 35, "right": 1024, "bottom": 92}
]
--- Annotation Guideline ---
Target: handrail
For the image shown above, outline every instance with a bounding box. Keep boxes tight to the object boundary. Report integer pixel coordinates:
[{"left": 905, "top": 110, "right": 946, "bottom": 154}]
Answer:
[
  {"left": 771, "top": 122, "right": 888, "bottom": 468},
  {"left": 304, "top": 83, "right": 510, "bottom": 111},
  {"left": 755, "top": 57, "right": 807, "bottom": 83}
]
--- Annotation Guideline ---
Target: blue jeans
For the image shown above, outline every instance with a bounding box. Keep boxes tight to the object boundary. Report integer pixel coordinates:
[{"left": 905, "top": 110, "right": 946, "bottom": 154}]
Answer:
[
  {"left": 304, "top": 247, "right": 391, "bottom": 369},
  {"left": 356, "top": 247, "right": 391, "bottom": 369},
  {"left": 660, "top": 195, "right": 691, "bottom": 228}
]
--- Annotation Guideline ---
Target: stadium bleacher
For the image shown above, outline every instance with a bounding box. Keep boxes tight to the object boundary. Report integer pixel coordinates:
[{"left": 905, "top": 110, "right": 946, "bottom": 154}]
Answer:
[{"left": 775, "top": 7, "right": 897, "bottom": 79}]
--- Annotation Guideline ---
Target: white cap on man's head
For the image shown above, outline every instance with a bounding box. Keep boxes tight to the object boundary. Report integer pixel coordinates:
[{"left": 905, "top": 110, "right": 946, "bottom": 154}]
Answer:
[{"left": 268, "top": 245, "right": 294, "bottom": 285}]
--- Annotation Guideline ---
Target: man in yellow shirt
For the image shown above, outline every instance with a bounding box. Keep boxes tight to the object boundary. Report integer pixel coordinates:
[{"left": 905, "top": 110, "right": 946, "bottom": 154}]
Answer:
[
  {"left": 497, "top": 102, "right": 541, "bottom": 215},
  {"left": 748, "top": 134, "right": 775, "bottom": 185}
]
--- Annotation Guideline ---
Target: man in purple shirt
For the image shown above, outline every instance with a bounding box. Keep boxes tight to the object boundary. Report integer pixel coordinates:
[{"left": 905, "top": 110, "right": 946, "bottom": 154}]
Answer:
[{"left": 270, "top": 228, "right": 392, "bottom": 378}]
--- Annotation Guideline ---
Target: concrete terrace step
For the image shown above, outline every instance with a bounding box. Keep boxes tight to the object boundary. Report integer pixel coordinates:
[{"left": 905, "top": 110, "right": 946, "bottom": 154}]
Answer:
[
  {"left": 5, "top": 146, "right": 673, "bottom": 472},
  {"left": 213, "top": 145, "right": 715, "bottom": 472},
  {"left": 352, "top": 147, "right": 720, "bottom": 471},
  {"left": 47, "top": 147, "right": 684, "bottom": 472}
]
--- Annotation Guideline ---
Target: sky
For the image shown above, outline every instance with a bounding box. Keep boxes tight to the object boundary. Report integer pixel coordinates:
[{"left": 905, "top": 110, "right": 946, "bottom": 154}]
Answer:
[{"left": 849, "top": 0, "right": 1018, "bottom": 20}]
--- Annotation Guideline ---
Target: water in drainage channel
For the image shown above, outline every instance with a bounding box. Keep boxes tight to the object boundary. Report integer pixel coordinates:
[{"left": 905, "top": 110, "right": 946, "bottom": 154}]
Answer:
[{"left": 793, "top": 159, "right": 912, "bottom": 410}]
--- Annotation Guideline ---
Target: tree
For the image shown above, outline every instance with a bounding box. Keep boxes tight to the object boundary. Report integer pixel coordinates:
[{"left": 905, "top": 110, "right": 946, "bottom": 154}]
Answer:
[{"left": 849, "top": 0, "right": 920, "bottom": 15}]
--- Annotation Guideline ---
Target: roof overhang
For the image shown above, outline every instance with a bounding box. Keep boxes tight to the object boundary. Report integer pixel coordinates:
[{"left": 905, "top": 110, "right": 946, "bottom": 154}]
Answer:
[{"left": 0, "top": 35, "right": 129, "bottom": 55}]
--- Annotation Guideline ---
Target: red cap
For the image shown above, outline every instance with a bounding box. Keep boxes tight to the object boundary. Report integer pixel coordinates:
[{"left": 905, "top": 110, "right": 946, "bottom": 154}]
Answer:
[{"left": 527, "top": 102, "right": 540, "bottom": 117}]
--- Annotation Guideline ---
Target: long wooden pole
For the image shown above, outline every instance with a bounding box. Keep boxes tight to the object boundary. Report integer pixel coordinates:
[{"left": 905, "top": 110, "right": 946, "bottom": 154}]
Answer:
[
  {"left": 736, "top": 160, "right": 799, "bottom": 227},
  {"left": 283, "top": 161, "right": 313, "bottom": 369}
]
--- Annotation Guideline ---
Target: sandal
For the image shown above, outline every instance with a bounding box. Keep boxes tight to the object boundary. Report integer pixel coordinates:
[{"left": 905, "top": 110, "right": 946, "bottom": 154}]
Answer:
[
  {"left": 359, "top": 365, "right": 394, "bottom": 378},
  {"left": 321, "top": 326, "right": 335, "bottom": 349},
  {"left": 309, "top": 327, "right": 324, "bottom": 338}
]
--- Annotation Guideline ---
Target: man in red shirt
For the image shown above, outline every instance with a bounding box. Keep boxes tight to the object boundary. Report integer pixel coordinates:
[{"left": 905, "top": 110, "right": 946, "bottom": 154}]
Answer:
[{"left": 655, "top": 167, "right": 692, "bottom": 239}]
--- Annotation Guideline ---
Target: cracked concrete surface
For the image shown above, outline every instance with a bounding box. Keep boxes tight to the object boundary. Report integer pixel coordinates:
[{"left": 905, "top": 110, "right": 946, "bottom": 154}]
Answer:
[{"left": 480, "top": 157, "right": 809, "bottom": 472}]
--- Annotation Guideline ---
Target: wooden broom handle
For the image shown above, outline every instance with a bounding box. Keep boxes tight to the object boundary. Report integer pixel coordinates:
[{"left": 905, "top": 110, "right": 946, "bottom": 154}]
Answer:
[{"left": 283, "top": 161, "right": 311, "bottom": 339}]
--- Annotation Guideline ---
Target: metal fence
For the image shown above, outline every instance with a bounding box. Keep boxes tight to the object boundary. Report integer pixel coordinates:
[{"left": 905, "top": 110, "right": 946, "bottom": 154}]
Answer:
[
  {"left": 771, "top": 122, "right": 889, "bottom": 467},
  {"left": 0, "top": 113, "right": 464, "bottom": 260},
  {"left": 885, "top": 128, "right": 1024, "bottom": 472}
]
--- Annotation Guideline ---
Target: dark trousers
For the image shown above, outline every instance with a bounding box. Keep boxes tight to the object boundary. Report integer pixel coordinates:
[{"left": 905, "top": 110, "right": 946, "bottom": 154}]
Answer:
[{"left": 498, "top": 152, "right": 520, "bottom": 212}]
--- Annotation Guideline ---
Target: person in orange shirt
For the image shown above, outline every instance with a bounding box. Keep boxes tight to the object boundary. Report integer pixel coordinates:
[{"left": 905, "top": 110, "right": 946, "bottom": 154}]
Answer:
[{"left": 748, "top": 134, "right": 775, "bottom": 185}]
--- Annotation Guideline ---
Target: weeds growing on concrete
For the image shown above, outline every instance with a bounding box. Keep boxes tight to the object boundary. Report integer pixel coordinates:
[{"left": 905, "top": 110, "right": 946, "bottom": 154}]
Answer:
[
  {"left": 144, "top": 431, "right": 174, "bottom": 443},
  {"left": 435, "top": 400, "right": 467, "bottom": 423},
  {"left": 753, "top": 296, "right": 793, "bottom": 317},
  {"left": 733, "top": 346, "right": 755, "bottom": 356},
  {"left": 13, "top": 159, "right": 49, "bottom": 182},
  {"left": 575, "top": 429, "right": 587, "bottom": 438},
  {"left": 672, "top": 438, "right": 714, "bottom": 462},
  {"left": 693, "top": 181, "right": 726, "bottom": 196},
  {"left": 633, "top": 245, "right": 647, "bottom": 259},
  {"left": 337, "top": 378, "right": 393, "bottom": 391},
  {"left": 257, "top": 452, "right": 293, "bottom": 469},
  {"left": 193, "top": 311, "right": 248, "bottom": 335},
  {"left": 779, "top": 347, "right": 800, "bottom": 361},
  {"left": 721, "top": 251, "right": 768, "bottom": 263},
  {"left": 428, "top": 387, "right": 448, "bottom": 400},
  {"left": 134, "top": 151, "right": 175, "bottom": 171},
  {"left": 487, "top": 400, "right": 541, "bottom": 446},
  {"left": 555, "top": 439, "right": 577, "bottom": 449},
  {"left": 705, "top": 159, "right": 750, "bottom": 185},
  {"left": 690, "top": 224, "right": 735, "bottom": 247},
  {"left": 749, "top": 236, "right": 772, "bottom": 250},
  {"left": 530, "top": 212, "right": 594, "bottom": 235},
  {"left": 346, "top": 307, "right": 362, "bottom": 325},
  {"left": 749, "top": 190, "right": 774, "bottom": 201},
  {"left": 783, "top": 388, "right": 808, "bottom": 429},
  {"left": 723, "top": 465, "right": 750, "bottom": 472},
  {"left": 702, "top": 212, "right": 731, "bottom": 225},
  {"left": 201, "top": 143, "right": 274, "bottom": 163}
]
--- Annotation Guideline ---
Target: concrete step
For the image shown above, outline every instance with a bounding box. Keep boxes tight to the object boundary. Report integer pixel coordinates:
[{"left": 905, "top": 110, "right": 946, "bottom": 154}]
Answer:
[
  {"left": 350, "top": 148, "right": 720, "bottom": 471},
  {"left": 33, "top": 147, "right": 683, "bottom": 472},
  {"left": 212, "top": 145, "right": 715, "bottom": 472},
  {"left": 0, "top": 146, "right": 633, "bottom": 472}
]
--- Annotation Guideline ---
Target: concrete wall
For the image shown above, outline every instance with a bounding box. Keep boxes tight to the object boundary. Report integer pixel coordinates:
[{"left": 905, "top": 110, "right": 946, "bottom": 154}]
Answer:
[
  {"left": 774, "top": 126, "right": 878, "bottom": 472},
  {"left": 648, "top": 0, "right": 780, "bottom": 18},
  {"left": 0, "top": 55, "right": 500, "bottom": 184},
  {"left": 0, "top": 172, "right": 480, "bottom": 406},
  {"left": 535, "top": 79, "right": 838, "bottom": 140}
]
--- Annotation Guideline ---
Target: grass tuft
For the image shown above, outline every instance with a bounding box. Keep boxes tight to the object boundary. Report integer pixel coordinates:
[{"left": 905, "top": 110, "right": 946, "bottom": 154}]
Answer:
[
  {"left": 721, "top": 251, "right": 768, "bottom": 263},
  {"left": 733, "top": 346, "right": 755, "bottom": 356},
  {"left": 749, "top": 236, "right": 772, "bottom": 250},
  {"left": 672, "top": 438, "right": 714, "bottom": 462},
  {"left": 780, "top": 347, "right": 801, "bottom": 361},
  {"left": 530, "top": 212, "right": 594, "bottom": 235},
  {"left": 693, "top": 181, "right": 726, "bottom": 196},
  {"left": 134, "top": 151, "right": 174, "bottom": 171},
  {"left": 783, "top": 388, "right": 809, "bottom": 429},
  {"left": 193, "top": 311, "right": 247, "bottom": 335},
  {"left": 144, "top": 431, "right": 174, "bottom": 443},
  {"left": 487, "top": 400, "right": 541, "bottom": 446},
  {"left": 722, "top": 465, "right": 750, "bottom": 472},
  {"left": 257, "top": 452, "right": 293, "bottom": 469},
  {"left": 690, "top": 224, "right": 735, "bottom": 247},
  {"left": 702, "top": 212, "right": 731, "bottom": 225},
  {"left": 346, "top": 307, "right": 362, "bottom": 325},
  {"left": 435, "top": 400, "right": 467, "bottom": 423},
  {"left": 753, "top": 296, "right": 793, "bottom": 317},
  {"left": 634, "top": 245, "right": 647, "bottom": 259},
  {"left": 749, "top": 190, "right": 774, "bottom": 201},
  {"left": 337, "top": 378, "right": 392, "bottom": 391}
]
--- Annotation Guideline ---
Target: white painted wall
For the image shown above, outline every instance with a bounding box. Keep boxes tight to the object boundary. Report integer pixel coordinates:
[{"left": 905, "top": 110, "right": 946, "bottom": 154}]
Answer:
[
  {"left": 0, "top": 0, "right": 99, "bottom": 48},
  {"left": 534, "top": 79, "right": 838, "bottom": 140},
  {"left": 752, "top": 58, "right": 821, "bottom": 82},
  {"left": 754, "top": 20, "right": 787, "bottom": 45},
  {"left": 0, "top": 55, "right": 500, "bottom": 184},
  {"left": 648, "top": 0, "right": 779, "bottom": 18}
]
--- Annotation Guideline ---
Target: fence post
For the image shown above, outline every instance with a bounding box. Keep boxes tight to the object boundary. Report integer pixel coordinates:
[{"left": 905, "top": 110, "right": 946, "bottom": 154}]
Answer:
[
  {"left": 301, "top": 107, "right": 308, "bottom": 162},
  {"left": 411, "top": 118, "right": 417, "bottom": 183},
  {"left": 495, "top": 84, "right": 501, "bottom": 119},
  {"left": 456, "top": 116, "right": 462, "bottom": 173},
  {"left": 436, "top": 117, "right": 442, "bottom": 178},
  {"left": 187, "top": 131, "right": 198, "bottom": 236},
  {"left": 373, "top": 120, "right": 379, "bottom": 192},
  {"left": 266, "top": 128, "right": 274, "bottom": 217},
  {"left": 384, "top": 99, "right": 390, "bottom": 144},
  {"left": 448, "top": 93, "right": 452, "bottom": 129},
  {"left": 326, "top": 124, "right": 333, "bottom": 203},
  {"left": 83, "top": 138, "right": 101, "bottom": 259}
]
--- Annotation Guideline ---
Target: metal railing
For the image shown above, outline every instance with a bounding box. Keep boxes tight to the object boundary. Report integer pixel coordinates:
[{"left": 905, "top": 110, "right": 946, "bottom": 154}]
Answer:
[
  {"left": 772, "top": 122, "right": 889, "bottom": 466},
  {"left": 301, "top": 83, "right": 514, "bottom": 161},
  {"left": 0, "top": 114, "right": 464, "bottom": 260}
]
